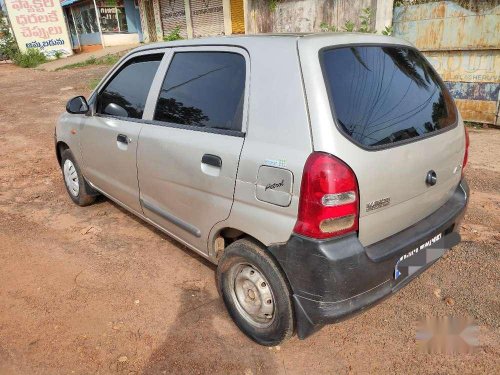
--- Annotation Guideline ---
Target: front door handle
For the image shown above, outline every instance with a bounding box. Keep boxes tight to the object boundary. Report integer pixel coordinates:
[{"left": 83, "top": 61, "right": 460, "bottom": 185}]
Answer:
[
  {"left": 202, "top": 154, "right": 222, "bottom": 168},
  {"left": 117, "top": 134, "right": 130, "bottom": 144}
]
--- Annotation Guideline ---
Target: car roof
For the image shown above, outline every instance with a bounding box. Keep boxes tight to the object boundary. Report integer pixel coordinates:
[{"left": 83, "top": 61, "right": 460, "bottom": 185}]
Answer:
[{"left": 132, "top": 32, "right": 413, "bottom": 53}]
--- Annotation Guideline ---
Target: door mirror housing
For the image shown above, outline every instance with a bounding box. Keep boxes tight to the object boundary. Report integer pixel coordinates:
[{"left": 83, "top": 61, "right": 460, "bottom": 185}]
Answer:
[{"left": 66, "top": 96, "right": 89, "bottom": 114}]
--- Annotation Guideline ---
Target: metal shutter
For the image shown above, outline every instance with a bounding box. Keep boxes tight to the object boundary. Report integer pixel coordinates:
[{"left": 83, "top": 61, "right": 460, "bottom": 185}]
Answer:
[
  {"left": 190, "top": 0, "right": 224, "bottom": 37},
  {"left": 159, "top": 0, "right": 188, "bottom": 38},
  {"left": 230, "top": 0, "right": 244, "bottom": 34}
]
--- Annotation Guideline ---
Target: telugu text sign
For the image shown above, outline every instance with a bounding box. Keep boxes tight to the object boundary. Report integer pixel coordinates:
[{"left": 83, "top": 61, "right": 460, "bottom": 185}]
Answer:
[{"left": 4, "top": 0, "right": 73, "bottom": 58}]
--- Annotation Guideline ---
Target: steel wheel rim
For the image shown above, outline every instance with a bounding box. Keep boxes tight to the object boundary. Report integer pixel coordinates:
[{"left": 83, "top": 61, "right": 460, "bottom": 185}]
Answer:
[
  {"left": 63, "top": 159, "right": 79, "bottom": 197},
  {"left": 230, "top": 263, "right": 275, "bottom": 328}
]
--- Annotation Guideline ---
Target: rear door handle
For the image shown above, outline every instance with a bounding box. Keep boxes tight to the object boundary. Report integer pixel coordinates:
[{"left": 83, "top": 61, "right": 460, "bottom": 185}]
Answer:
[
  {"left": 202, "top": 154, "right": 222, "bottom": 168},
  {"left": 117, "top": 134, "right": 130, "bottom": 144}
]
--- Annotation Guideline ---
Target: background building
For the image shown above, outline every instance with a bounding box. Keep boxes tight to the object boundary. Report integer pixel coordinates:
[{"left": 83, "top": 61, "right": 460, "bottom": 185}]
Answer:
[{"left": 61, "top": 0, "right": 143, "bottom": 52}]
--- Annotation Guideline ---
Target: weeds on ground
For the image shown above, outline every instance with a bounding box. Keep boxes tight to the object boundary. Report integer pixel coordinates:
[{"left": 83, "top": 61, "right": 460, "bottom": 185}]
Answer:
[
  {"left": 88, "top": 77, "right": 101, "bottom": 91},
  {"left": 56, "top": 54, "right": 120, "bottom": 70},
  {"left": 12, "top": 49, "right": 47, "bottom": 68}
]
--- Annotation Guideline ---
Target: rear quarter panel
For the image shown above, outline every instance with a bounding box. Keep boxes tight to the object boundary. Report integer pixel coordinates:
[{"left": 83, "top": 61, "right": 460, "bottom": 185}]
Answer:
[{"left": 210, "top": 38, "right": 313, "bottom": 252}]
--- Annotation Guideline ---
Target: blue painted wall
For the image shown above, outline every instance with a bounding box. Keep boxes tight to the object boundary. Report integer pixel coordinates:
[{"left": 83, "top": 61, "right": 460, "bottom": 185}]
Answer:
[{"left": 123, "top": 0, "right": 143, "bottom": 41}]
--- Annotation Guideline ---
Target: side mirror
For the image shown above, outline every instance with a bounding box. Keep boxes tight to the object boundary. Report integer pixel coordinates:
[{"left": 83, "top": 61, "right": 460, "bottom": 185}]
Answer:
[{"left": 66, "top": 96, "right": 89, "bottom": 114}]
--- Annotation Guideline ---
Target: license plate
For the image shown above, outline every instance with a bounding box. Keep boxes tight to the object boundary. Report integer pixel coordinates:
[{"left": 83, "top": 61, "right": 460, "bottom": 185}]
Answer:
[{"left": 394, "top": 233, "right": 445, "bottom": 281}]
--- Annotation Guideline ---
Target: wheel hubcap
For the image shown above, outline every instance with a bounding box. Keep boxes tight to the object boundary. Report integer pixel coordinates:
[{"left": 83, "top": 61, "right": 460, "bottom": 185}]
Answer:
[
  {"left": 231, "top": 264, "right": 275, "bottom": 328},
  {"left": 63, "top": 159, "right": 79, "bottom": 197}
]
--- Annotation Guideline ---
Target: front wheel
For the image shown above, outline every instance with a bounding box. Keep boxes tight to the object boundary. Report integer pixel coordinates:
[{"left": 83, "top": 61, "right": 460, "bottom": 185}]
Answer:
[
  {"left": 217, "top": 239, "right": 294, "bottom": 346},
  {"left": 60, "top": 149, "right": 97, "bottom": 206}
]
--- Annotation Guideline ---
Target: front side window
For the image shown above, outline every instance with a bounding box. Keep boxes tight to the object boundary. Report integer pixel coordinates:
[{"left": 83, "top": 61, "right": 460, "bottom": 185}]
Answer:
[
  {"left": 321, "top": 46, "right": 457, "bottom": 148},
  {"left": 97, "top": 54, "right": 163, "bottom": 119},
  {"left": 154, "top": 51, "right": 246, "bottom": 132}
]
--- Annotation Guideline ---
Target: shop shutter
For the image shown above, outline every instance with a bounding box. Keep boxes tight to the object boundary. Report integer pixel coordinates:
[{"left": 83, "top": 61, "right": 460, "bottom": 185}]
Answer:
[
  {"left": 190, "top": 0, "right": 224, "bottom": 37},
  {"left": 159, "top": 0, "right": 188, "bottom": 38},
  {"left": 230, "top": 0, "right": 245, "bottom": 34}
]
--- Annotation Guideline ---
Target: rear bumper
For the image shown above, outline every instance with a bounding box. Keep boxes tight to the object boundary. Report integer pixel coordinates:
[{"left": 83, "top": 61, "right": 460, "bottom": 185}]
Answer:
[{"left": 268, "top": 179, "right": 469, "bottom": 339}]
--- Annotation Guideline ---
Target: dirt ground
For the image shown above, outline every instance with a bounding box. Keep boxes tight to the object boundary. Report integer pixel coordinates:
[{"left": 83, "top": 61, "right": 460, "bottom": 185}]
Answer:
[{"left": 0, "top": 64, "right": 498, "bottom": 374}]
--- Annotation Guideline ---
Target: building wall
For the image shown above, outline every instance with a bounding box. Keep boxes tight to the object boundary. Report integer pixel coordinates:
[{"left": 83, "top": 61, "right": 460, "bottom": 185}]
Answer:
[
  {"left": 159, "top": 0, "right": 187, "bottom": 38},
  {"left": 245, "top": 0, "right": 378, "bottom": 34},
  {"left": 102, "top": 31, "right": 139, "bottom": 45},
  {"left": 190, "top": 0, "right": 224, "bottom": 37},
  {"left": 138, "top": 0, "right": 163, "bottom": 42},
  {"left": 393, "top": 1, "right": 500, "bottom": 124}
]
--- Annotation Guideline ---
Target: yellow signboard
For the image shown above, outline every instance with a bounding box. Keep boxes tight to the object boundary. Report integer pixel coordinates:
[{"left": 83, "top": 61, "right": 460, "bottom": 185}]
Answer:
[{"left": 4, "top": 0, "right": 73, "bottom": 58}]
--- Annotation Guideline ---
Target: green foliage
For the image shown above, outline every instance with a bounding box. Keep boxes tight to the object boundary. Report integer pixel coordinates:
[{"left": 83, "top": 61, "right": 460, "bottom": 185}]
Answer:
[
  {"left": 163, "top": 26, "right": 183, "bottom": 42},
  {"left": 394, "top": 0, "right": 486, "bottom": 12},
  {"left": 381, "top": 25, "right": 394, "bottom": 36},
  {"left": 87, "top": 55, "right": 97, "bottom": 65},
  {"left": 320, "top": 22, "right": 337, "bottom": 32},
  {"left": 358, "top": 7, "right": 374, "bottom": 33},
  {"left": 54, "top": 50, "right": 63, "bottom": 59},
  {"left": 342, "top": 20, "right": 356, "bottom": 32},
  {"left": 320, "top": 7, "right": 394, "bottom": 35},
  {"left": 320, "top": 7, "right": 374, "bottom": 34},
  {"left": 269, "top": 0, "right": 279, "bottom": 12},
  {"left": 0, "top": 11, "right": 19, "bottom": 60},
  {"left": 57, "top": 54, "right": 120, "bottom": 70},
  {"left": 12, "top": 48, "right": 47, "bottom": 68}
]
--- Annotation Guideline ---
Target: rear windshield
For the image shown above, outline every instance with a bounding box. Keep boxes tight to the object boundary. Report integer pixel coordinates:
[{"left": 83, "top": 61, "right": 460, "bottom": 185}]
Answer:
[{"left": 321, "top": 46, "right": 457, "bottom": 148}]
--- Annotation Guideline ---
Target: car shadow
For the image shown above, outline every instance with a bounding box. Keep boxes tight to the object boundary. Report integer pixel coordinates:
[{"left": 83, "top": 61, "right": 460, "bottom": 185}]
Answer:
[
  {"left": 98, "top": 198, "right": 282, "bottom": 373},
  {"left": 141, "top": 286, "right": 281, "bottom": 374}
]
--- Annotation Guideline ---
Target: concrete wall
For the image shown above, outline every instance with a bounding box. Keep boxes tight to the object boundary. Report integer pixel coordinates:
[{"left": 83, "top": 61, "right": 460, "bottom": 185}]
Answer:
[
  {"left": 102, "top": 32, "right": 140, "bottom": 46},
  {"left": 393, "top": 1, "right": 500, "bottom": 124},
  {"left": 244, "top": 0, "right": 393, "bottom": 34},
  {"left": 245, "top": 0, "right": 370, "bottom": 33}
]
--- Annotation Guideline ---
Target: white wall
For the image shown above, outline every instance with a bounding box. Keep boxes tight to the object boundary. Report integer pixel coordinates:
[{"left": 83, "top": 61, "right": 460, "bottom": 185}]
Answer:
[{"left": 102, "top": 33, "right": 140, "bottom": 46}]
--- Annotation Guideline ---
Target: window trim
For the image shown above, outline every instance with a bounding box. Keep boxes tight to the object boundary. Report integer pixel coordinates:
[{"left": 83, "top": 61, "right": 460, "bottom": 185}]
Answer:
[
  {"left": 318, "top": 43, "right": 459, "bottom": 152},
  {"left": 145, "top": 45, "right": 250, "bottom": 136},
  {"left": 90, "top": 49, "right": 167, "bottom": 120}
]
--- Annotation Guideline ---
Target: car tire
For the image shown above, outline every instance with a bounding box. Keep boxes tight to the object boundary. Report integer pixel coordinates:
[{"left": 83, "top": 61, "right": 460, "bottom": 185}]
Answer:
[
  {"left": 217, "top": 238, "right": 295, "bottom": 346},
  {"left": 60, "top": 148, "right": 97, "bottom": 206}
]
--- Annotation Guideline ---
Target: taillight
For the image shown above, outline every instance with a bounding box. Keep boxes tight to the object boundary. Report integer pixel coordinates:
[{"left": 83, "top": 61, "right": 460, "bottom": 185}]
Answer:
[
  {"left": 462, "top": 127, "right": 470, "bottom": 178},
  {"left": 294, "top": 152, "right": 359, "bottom": 239}
]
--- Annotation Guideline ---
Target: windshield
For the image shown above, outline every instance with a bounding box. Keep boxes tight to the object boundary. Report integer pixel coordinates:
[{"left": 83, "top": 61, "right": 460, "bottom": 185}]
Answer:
[{"left": 321, "top": 45, "right": 457, "bottom": 148}]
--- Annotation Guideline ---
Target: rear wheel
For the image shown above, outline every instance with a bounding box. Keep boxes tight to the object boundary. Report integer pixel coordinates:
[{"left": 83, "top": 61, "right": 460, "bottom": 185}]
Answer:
[
  {"left": 61, "top": 149, "right": 97, "bottom": 206},
  {"left": 217, "top": 239, "right": 294, "bottom": 346}
]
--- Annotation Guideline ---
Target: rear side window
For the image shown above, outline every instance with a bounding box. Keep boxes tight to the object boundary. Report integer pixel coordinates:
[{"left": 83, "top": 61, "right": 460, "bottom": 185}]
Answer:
[
  {"left": 321, "top": 46, "right": 457, "bottom": 148},
  {"left": 97, "top": 54, "right": 163, "bottom": 119},
  {"left": 154, "top": 51, "right": 246, "bottom": 132}
]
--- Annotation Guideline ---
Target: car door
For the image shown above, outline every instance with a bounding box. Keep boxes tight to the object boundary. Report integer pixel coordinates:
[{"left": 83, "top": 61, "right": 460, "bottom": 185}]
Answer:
[
  {"left": 137, "top": 47, "right": 249, "bottom": 254},
  {"left": 80, "top": 51, "right": 165, "bottom": 213}
]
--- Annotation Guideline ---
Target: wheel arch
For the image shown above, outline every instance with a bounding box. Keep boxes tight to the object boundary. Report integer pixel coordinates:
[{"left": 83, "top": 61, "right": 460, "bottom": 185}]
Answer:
[{"left": 56, "top": 141, "right": 70, "bottom": 166}]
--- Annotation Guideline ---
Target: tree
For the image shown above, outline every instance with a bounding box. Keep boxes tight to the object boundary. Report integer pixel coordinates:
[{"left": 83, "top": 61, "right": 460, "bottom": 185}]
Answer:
[{"left": 0, "top": 11, "right": 19, "bottom": 60}]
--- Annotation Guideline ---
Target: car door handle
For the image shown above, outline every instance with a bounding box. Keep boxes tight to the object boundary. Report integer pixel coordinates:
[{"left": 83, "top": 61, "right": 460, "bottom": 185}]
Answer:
[
  {"left": 117, "top": 134, "right": 130, "bottom": 144},
  {"left": 202, "top": 154, "right": 222, "bottom": 168}
]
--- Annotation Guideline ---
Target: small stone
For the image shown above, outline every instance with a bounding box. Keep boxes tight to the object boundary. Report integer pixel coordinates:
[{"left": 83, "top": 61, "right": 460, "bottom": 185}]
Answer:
[
  {"left": 433, "top": 288, "right": 442, "bottom": 299},
  {"left": 134, "top": 300, "right": 140, "bottom": 304},
  {"left": 444, "top": 297, "right": 455, "bottom": 306},
  {"left": 244, "top": 369, "right": 253, "bottom": 375},
  {"left": 60, "top": 86, "right": 74, "bottom": 91},
  {"left": 275, "top": 345, "right": 281, "bottom": 351},
  {"left": 118, "top": 356, "right": 128, "bottom": 363}
]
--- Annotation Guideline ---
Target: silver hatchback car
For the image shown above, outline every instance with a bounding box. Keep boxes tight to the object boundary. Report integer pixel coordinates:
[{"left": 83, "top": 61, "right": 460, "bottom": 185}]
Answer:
[{"left": 56, "top": 33, "right": 469, "bottom": 346}]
